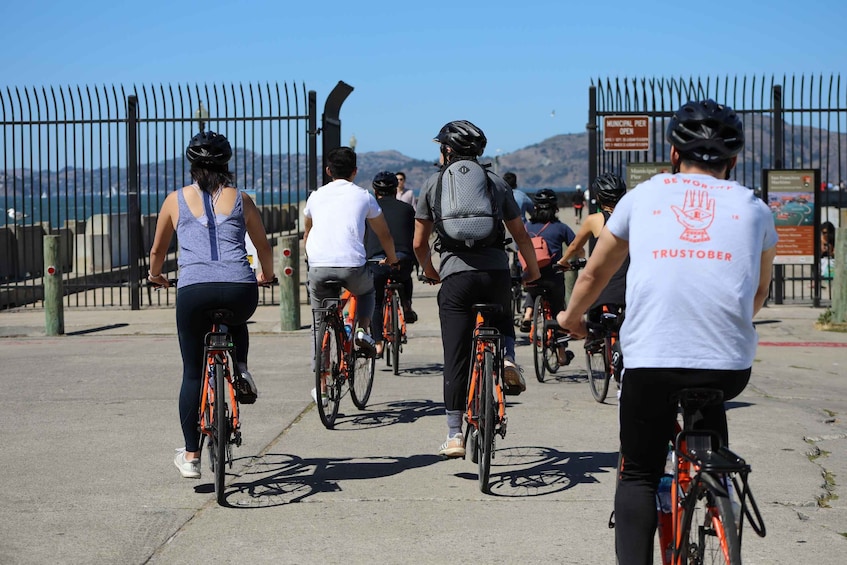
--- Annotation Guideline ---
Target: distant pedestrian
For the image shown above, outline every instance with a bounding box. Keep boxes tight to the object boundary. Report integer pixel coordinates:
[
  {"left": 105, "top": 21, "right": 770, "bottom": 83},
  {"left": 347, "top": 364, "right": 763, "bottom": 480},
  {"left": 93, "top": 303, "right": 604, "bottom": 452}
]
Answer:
[
  {"left": 395, "top": 171, "right": 416, "bottom": 208},
  {"left": 503, "top": 172, "right": 534, "bottom": 220},
  {"left": 572, "top": 187, "right": 585, "bottom": 224}
]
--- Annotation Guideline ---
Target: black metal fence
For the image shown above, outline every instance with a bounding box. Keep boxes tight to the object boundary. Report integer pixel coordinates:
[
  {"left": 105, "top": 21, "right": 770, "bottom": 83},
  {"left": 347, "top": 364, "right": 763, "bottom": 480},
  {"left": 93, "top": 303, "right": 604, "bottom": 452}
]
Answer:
[
  {"left": 1, "top": 82, "right": 316, "bottom": 309},
  {"left": 589, "top": 74, "right": 846, "bottom": 305}
]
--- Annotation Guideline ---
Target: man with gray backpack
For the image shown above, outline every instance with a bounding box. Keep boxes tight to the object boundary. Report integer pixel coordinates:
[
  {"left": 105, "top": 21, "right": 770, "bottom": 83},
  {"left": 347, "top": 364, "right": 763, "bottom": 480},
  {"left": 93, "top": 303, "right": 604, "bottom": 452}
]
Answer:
[{"left": 413, "top": 120, "right": 542, "bottom": 457}]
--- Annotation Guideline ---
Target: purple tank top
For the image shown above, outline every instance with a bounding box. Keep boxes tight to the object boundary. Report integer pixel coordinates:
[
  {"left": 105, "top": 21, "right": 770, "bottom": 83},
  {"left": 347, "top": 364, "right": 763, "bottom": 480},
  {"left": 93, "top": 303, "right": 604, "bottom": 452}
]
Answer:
[{"left": 176, "top": 187, "right": 256, "bottom": 288}]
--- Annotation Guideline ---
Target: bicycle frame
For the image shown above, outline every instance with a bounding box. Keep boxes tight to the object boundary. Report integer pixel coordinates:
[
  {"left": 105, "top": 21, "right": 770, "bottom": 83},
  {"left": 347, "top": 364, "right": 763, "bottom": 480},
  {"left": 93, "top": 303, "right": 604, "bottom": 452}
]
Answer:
[
  {"left": 655, "top": 395, "right": 766, "bottom": 565},
  {"left": 466, "top": 312, "right": 507, "bottom": 431},
  {"left": 199, "top": 324, "right": 240, "bottom": 444},
  {"left": 381, "top": 281, "right": 406, "bottom": 343}
]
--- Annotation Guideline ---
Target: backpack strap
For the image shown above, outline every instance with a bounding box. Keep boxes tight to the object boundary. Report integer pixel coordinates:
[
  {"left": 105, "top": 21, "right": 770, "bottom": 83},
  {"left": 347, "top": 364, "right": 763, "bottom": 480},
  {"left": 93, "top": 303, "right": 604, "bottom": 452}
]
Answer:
[{"left": 529, "top": 222, "right": 551, "bottom": 237}]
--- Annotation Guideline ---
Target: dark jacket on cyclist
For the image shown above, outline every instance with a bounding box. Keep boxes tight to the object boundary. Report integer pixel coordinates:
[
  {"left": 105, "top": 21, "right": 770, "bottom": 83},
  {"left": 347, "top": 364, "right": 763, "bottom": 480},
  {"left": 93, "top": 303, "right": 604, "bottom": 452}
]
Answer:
[{"left": 591, "top": 209, "right": 628, "bottom": 309}]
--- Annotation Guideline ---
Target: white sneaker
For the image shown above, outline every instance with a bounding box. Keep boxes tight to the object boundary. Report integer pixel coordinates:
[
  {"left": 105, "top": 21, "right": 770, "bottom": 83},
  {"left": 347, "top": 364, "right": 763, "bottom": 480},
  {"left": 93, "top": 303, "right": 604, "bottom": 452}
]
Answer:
[
  {"left": 310, "top": 387, "right": 329, "bottom": 408},
  {"left": 438, "top": 433, "right": 465, "bottom": 458},
  {"left": 174, "top": 448, "right": 201, "bottom": 479}
]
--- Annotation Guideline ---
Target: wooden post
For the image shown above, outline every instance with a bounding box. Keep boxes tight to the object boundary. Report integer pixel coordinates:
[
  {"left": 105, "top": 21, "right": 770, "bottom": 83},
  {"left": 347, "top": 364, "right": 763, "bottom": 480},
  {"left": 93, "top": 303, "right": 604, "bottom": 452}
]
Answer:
[
  {"left": 278, "top": 234, "right": 301, "bottom": 331},
  {"left": 44, "top": 235, "right": 64, "bottom": 335},
  {"left": 832, "top": 227, "right": 846, "bottom": 323}
]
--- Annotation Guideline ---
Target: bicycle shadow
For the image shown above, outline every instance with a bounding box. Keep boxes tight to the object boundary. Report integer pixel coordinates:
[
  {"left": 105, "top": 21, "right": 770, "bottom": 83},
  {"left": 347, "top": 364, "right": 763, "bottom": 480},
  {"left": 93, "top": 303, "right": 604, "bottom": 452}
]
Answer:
[
  {"left": 454, "top": 445, "right": 619, "bottom": 498},
  {"left": 219, "top": 451, "right": 442, "bottom": 508},
  {"left": 328, "top": 398, "right": 443, "bottom": 431},
  {"left": 393, "top": 362, "right": 444, "bottom": 377}
]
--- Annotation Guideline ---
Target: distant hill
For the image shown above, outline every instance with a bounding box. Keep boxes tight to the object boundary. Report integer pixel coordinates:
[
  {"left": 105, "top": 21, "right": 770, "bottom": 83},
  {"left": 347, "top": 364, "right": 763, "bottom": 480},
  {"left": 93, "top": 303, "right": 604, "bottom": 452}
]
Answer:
[{"left": 356, "top": 116, "right": 847, "bottom": 194}]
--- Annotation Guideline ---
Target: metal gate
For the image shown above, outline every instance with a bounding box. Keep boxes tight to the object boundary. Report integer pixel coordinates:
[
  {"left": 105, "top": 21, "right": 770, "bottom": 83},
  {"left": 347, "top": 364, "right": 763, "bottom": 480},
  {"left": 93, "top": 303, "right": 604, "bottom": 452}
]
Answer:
[
  {"left": 1, "top": 82, "right": 317, "bottom": 309},
  {"left": 588, "top": 74, "right": 846, "bottom": 304}
]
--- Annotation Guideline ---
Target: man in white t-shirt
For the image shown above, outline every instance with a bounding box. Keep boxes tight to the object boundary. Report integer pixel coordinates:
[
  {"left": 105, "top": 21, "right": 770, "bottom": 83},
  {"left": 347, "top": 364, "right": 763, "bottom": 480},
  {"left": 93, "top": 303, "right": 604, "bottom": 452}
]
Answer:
[
  {"left": 304, "top": 147, "right": 399, "bottom": 366},
  {"left": 557, "top": 99, "right": 778, "bottom": 565}
]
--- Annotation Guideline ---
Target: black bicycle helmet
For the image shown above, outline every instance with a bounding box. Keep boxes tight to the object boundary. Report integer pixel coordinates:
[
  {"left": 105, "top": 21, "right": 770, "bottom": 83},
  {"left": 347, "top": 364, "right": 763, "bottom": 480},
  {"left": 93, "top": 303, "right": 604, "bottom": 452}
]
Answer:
[
  {"left": 533, "top": 188, "right": 558, "bottom": 208},
  {"left": 593, "top": 173, "right": 627, "bottom": 207},
  {"left": 433, "top": 120, "right": 487, "bottom": 157},
  {"left": 372, "top": 171, "right": 398, "bottom": 195},
  {"left": 186, "top": 131, "right": 233, "bottom": 166},
  {"left": 666, "top": 99, "right": 744, "bottom": 162}
]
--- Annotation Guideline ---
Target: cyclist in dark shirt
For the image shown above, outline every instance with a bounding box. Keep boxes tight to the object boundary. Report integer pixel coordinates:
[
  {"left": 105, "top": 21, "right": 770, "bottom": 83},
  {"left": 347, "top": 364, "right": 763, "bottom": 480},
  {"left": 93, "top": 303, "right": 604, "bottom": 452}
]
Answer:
[{"left": 365, "top": 171, "right": 417, "bottom": 357}]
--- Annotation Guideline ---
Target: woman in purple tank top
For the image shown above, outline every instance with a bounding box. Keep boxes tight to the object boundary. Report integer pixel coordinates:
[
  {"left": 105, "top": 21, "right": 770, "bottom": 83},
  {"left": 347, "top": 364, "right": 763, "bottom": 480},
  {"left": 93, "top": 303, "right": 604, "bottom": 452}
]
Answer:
[{"left": 148, "top": 131, "right": 275, "bottom": 480}]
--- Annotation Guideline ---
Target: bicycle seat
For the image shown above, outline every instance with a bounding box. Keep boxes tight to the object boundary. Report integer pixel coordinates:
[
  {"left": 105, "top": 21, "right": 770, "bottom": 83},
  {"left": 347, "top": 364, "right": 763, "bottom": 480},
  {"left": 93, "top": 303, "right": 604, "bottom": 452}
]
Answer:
[
  {"left": 322, "top": 279, "right": 344, "bottom": 292},
  {"left": 472, "top": 303, "right": 502, "bottom": 315},
  {"left": 671, "top": 388, "right": 724, "bottom": 413},
  {"left": 205, "top": 309, "right": 236, "bottom": 325}
]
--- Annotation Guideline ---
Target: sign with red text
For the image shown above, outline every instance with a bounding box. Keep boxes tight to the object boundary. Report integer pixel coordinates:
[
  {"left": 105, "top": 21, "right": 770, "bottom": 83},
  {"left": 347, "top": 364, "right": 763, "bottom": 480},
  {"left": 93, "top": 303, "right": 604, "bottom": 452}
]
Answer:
[{"left": 603, "top": 115, "right": 650, "bottom": 151}]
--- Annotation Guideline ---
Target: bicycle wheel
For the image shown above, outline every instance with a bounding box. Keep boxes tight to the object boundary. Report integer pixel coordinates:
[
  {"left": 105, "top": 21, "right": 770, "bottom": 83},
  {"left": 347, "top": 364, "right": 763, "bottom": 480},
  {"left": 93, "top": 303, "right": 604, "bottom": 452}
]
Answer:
[
  {"left": 678, "top": 472, "right": 741, "bottom": 565},
  {"left": 213, "top": 361, "right": 228, "bottom": 504},
  {"left": 350, "top": 351, "right": 375, "bottom": 409},
  {"left": 315, "top": 317, "right": 342, "bottom": 429},
  {"left": 390, "top": 291, "right": 401, "bottom": 375},
  {"left": 478, "top": 350, "right": 495, "bottom": 494},
  {"left": 585, "top": 338, "right": 610, "bottom": 403},
  {"left": 532, "top": 296, "right": 546, "bottom": 382}
]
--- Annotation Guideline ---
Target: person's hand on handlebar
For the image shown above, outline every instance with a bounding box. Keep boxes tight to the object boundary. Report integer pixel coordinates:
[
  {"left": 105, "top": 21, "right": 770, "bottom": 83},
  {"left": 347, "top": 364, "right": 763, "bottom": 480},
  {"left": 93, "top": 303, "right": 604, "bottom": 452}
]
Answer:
[
  {"left": 556, "top": 309, "right": 588, "bottom": 340},
  {"left": 378, "top": 254, "right": 401, "bottom": 268},
  {"left": 147, "top": 271, "right": 171, "bottom": 288},
  {"left": 257, "top": 272, "right": 278, "bottom": 286}
]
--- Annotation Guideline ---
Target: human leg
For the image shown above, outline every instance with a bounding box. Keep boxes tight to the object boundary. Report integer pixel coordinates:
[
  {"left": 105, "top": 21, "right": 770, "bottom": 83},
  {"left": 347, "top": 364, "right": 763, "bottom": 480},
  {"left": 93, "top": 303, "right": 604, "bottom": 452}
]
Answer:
[{"left": 614, "top": 369, "right": 678, "bottom": 565}]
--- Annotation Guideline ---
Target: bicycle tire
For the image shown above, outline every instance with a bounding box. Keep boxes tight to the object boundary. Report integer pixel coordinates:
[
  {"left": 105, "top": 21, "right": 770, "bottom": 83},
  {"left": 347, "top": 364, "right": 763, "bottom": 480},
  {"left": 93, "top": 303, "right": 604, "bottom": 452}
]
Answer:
[
  {"left": 391, "top": 291, "right": 401, "bottom": 375},
  {"left": 585, "top": 338, "right": 610, "bottom": 403},
  {"left": 315, "top": 316, "right": 342, "bottom": 429},
  {"left": 213, "top": 361, "right": 227, "bottom": 504},
  {"left": 532, "top": 296, "right": 546, "bottom": 382},
  {"left": 350, "top": 352, "right": 375, "bottom": 409},
  {"left": 678, "top": 472, "right": 741, "bottom": 565},
  {"left": 478, "top": 350, "right": 495, "bottom": 494}
]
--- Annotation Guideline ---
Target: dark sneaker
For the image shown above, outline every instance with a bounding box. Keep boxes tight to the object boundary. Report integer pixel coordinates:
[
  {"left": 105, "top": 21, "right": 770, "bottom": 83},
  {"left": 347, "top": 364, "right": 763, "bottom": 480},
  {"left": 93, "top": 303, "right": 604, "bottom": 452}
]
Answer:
[
  {"left": 503, "top": 357, "right": 526, "bottom": 395},
  {"left": 519, "top": 319, "right": 532, "bottom": 333},
  {"left": 235, "top": 370, "right": 258, "bottom": 404},
  {"left": 403, "top": 307, "right": 418, "bottom": 324},
  {"left": 355, "top": 329, "right": 377, "bottom": 357}
]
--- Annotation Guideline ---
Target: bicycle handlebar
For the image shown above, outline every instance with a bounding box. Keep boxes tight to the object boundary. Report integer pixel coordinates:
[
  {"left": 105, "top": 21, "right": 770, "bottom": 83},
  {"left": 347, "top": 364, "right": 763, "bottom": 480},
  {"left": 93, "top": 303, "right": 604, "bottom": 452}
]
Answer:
[
  {"left": 147, "top": 276, "right": 279, "bottom": 289},
  {"left": 553, "top": 258, "right": 587, "bottom": 272}
]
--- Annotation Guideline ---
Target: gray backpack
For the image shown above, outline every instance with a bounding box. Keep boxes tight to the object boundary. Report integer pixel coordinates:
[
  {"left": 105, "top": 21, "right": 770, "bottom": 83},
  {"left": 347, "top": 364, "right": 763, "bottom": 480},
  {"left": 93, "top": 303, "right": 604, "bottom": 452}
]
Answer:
[{"left": 432, "top": 159, "right": 505, "bottom": 251}]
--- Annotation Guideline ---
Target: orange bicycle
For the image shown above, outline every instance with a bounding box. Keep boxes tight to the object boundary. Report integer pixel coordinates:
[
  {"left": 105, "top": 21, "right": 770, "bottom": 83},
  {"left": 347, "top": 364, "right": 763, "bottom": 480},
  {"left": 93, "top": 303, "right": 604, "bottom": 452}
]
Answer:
[
  {"left": 584, "top": 303, "right": 624, "bottom": 403},
  {"left": 654, "top": 388, "right": 766, "bottom": 564},
  {"left": 198, "top": 309, "right": 246, "bottom": 505},
  {"left": 312, "top": 281, "right": 376, "bottom": 429},
  {"left": 463, "top": 303, "right": 507, "bottom": 494},
  {"left": 379, "top": 275, "right": 407, "bottom": 375},
  {"left": 530, "top": 259, "right": 583, "bottom": 382}
]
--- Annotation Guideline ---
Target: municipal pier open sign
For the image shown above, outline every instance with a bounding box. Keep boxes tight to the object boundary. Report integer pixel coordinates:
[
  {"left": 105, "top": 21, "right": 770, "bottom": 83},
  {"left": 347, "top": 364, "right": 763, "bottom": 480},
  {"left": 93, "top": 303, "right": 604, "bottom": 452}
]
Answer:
[{"left": 603, "top": 115, "right": 650, "bottom": 151}]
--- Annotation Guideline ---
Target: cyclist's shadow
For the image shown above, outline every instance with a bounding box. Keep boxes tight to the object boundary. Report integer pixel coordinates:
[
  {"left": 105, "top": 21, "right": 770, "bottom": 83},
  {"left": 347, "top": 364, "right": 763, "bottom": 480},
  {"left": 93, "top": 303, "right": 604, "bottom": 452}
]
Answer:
[
  {"left": 221, "top": 451, "right": 441, "bottom": 508},
  {"left": 330, "top": 398, "right": 444, "bottom": 430},
  {"left": 455, "top": 445, "right": 619, "bottom": 498}
]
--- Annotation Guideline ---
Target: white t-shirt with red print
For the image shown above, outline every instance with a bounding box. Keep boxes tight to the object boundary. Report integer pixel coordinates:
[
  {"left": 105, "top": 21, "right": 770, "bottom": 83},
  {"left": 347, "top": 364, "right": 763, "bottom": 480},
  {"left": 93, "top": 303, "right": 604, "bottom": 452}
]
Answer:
[{"left": 606, "top": 173, "right": 778, "bottom": 370}]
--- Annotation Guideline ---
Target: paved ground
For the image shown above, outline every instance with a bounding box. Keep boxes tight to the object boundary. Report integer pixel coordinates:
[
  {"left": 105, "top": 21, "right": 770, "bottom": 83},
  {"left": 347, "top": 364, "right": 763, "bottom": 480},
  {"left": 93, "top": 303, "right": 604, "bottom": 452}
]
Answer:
[{"left": 1, "top": 286, "right": 846, "bottom": 564}]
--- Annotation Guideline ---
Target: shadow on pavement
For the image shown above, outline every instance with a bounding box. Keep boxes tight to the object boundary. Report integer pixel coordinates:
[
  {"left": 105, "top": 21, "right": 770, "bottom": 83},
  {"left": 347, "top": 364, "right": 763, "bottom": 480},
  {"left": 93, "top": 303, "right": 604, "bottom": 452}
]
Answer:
[
  {"left": 66, "top": 323, "right": 129, "bottom": 335},
  {"left": 455, "top": 446, "right": 619, "bottom": 498},
  {"left": 329, "top": 398, "right": 443, "bottom": 431},
  {"left": 219, "top": 452, "right": 443, "bottom": 508}
]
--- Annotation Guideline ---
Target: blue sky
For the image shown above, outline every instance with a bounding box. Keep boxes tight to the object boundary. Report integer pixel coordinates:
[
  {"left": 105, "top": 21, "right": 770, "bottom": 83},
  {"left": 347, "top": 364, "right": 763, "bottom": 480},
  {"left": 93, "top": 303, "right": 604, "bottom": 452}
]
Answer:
[{"left": 2, "top": 0, "right": 845, "bottom": 161}]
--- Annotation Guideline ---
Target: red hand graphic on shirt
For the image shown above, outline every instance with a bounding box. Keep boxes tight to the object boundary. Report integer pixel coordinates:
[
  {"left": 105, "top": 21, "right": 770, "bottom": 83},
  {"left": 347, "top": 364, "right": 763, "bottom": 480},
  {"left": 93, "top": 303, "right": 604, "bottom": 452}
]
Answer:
[{"left": 671, "top": 190, "right": 715, "bottom": 243}]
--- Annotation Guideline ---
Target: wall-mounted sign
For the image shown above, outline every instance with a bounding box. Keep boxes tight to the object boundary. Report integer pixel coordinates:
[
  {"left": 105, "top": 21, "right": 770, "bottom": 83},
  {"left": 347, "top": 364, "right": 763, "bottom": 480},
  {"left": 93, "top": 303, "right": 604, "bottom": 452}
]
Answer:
[
  {"left": 625, "top": 161, "right": 672, "bottom": 189},
  {"left": 763, "top": 169, "right": 819, "bottom": 265},
  {"left": 603, "top": 115, "right": 650, "bottom": 151}
]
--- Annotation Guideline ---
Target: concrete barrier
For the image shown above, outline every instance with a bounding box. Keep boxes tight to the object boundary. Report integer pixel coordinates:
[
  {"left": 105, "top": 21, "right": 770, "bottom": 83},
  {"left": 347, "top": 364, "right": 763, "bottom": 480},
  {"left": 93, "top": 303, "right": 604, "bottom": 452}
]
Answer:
[
  {"left": 82, "top": 214, "right": 129, "bottom": 271},
  {"left": 0, "top": 228, "right": 17, "bottom": 281},
  {"left": 13, "top": 225, "right": 46, "bottom": 278}
]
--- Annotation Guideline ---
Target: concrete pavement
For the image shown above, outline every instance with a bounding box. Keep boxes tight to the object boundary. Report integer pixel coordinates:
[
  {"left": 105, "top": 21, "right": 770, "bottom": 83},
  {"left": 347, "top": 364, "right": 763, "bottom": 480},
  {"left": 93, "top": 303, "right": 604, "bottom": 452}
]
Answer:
[{"left": 1, "top": 288, "right": 846, "bottom": 564}]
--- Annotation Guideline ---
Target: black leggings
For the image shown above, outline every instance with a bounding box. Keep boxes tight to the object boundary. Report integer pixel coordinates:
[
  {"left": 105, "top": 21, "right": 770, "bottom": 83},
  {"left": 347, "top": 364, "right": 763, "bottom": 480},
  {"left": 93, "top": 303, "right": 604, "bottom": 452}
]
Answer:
[
  {"left": 438, "top": 270, "right": 513, "bottom": 411},
  {"left": 176, "top": 282, "right": 258, "bottom": 452},
  {"left": 614, "top": 367, "right": 751, "bottom": 565}
]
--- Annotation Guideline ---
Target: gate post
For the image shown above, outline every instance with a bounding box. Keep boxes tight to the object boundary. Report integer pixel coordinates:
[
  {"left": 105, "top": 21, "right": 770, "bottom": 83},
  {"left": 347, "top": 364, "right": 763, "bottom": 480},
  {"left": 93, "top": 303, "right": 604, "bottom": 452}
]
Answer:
[
  {"left": 44, "top": 235, "right": 64, "bottom": 335},
  {"left": 587, "top": 85, "right": 598, "bottom": 212},
  {"left": 772, "top": 85, "right": 785, "bottom": 304},
  {"left": 308, "top": 90, "right": 318, "bottom": 197},
  {"left": 278, "top": 234, "right": 301, "bottom": 331},
  {"left": 833, "top": 227, "right": 847, "bottom": 323},
  {"left": 127, "top": 95, "right": 142, "bottom": 310},
  {"left": 321, "top": 81, "right": 354, "bottom": 186}
]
